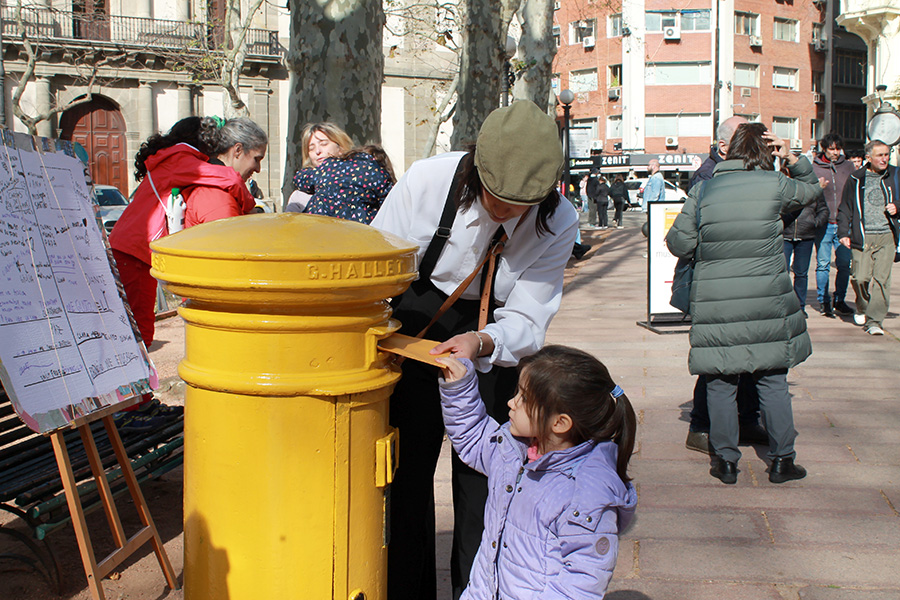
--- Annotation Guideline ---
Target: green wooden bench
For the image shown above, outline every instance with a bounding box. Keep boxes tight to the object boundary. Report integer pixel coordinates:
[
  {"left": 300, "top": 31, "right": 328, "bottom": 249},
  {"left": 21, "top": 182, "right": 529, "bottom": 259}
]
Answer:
[{"left": 0, "top": 385, "right": 184, "bottom": 592}]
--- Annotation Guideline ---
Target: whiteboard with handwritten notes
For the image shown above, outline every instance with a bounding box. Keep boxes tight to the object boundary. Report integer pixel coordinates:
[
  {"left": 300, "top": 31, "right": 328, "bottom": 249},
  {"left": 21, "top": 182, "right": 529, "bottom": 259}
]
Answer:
[{"left": 0, "top": 131, "right": 156, "bottom": 433}]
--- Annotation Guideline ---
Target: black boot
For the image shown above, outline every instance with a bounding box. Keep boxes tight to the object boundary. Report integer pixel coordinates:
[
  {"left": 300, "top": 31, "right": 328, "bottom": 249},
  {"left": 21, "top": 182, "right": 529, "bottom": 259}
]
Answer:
[
  {"left": 769, "top": 457, "right": 807, "bottom": 484},
  {"left": 822, "top": 299, "right": 834, "bottom": 318}
]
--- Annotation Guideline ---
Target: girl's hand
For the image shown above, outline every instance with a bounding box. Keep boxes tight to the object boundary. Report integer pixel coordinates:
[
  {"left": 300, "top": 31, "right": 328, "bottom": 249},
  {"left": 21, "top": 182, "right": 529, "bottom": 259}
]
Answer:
[{"left": 436, "top": 356, "right": 468, "bottom": 383}]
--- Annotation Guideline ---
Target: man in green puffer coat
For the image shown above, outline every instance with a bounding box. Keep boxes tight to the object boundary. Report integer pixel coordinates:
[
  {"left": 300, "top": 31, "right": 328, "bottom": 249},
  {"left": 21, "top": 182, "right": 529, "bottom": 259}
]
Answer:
[{"left": 665, "top": 123, "right": 823, "bottom": 486}]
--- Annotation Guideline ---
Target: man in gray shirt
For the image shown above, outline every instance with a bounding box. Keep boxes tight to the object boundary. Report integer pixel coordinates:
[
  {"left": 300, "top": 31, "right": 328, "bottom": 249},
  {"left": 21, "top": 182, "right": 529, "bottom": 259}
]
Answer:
[{"left": 838, "top": 140, "right": 900, "bottom": 335}]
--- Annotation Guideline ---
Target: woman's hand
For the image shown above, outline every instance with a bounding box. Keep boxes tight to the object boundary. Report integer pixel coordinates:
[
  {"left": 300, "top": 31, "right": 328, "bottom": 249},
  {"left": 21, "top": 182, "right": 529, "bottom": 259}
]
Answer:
[
  {"left": 431, "top": 332, "right": 481, "bottom": 360},
  {"left": 764, "top": 131, "right": 798, "bottom": 166},
  {"left": 436, "top": 356, "right": 468, "bottom": 383}
]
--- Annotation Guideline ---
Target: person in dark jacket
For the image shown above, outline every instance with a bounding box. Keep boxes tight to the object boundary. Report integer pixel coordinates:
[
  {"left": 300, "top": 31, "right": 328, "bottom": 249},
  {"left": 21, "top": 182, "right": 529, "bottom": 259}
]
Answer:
[
  {"left": 689, "top": 116, "right": 748, "bottom": 190},
  {"left": 666, "top": 123, "right": 821, "bottom": 485},
  {"left": 609, "top": 175, "right": 627, "bottom": 228},
  {"left": 837, "top": 140, "right": 900, "bottom": 336},
  {"left": 783, "top": 192, "right": 829, "bottom": 312},
  {"left": 811, "top": 133, "right": 856, "bottom": 317},
  {"left": 587, "top": 170, "right": 610, "bottom": 228}
]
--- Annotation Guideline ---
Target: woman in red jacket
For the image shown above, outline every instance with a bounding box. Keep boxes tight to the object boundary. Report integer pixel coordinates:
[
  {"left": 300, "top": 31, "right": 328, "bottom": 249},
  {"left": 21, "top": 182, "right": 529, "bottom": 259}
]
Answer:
[{"left": 109, "top": 116, "right": 267, "bottom": 427}]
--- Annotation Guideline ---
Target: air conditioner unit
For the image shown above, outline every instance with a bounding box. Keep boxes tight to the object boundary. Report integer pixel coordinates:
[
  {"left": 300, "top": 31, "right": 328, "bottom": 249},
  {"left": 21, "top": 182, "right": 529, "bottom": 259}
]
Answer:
[
  {"left": 608, "top": 87, "right": 621, "bottom": 100},
  {"left": 749, "top": 35, "right": 762, "bottom": 47},
  {"left": 663, "top": 25, "right": 681, "bottom": 40},
  {"left": 813, "top": 92, "right": 823, "bottom": 103},
  {"left": 741, "top": 87, "right": 752, "bottom": 97},
  {"left": 813, "top": 38, "right": 827, "bottom": 52},
  {"left": 790, "top": 138, "right": 803, "bottom": 150},
  {"left": 590, "top": 140, "right": 604, "bottom": 151},
  {"left": 583, "top": 36, "right": 595, "bottom": 48},
  {"left": 665, "top": 136, "right": 679, "bottom": 147}
]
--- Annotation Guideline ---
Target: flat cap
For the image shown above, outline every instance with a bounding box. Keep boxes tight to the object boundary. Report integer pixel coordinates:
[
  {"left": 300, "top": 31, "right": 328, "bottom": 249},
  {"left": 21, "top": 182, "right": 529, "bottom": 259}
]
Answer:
[{"left": 474, "top": 101, "right": 564, "bottom": 205}]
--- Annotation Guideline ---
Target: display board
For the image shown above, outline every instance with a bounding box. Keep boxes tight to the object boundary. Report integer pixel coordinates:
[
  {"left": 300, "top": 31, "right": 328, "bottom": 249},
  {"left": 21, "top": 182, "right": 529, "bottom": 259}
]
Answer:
[
  {"left": 637, "top": 200, "right": 690, "bottom": 333},
  {"left": 0, "top": 130, "right": 156, "bottom": 433}
]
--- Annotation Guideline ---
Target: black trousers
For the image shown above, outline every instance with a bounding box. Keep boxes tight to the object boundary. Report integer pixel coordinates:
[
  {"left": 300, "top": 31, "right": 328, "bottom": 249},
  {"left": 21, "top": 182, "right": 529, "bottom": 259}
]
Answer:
[{"left": 387, "top": 280, "right": 516, "bottom": 600}]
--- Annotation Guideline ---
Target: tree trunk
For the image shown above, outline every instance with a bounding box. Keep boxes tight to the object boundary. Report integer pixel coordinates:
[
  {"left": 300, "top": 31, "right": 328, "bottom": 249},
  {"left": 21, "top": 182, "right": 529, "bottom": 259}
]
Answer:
[
  {"left": 450, "top": 0, "right": 506, "bottom": 150},
  {"left": 513, "top": 0, "right": 556, "bottom": 112},
  {"left": 284, "top": 0, "right": 385, "bottom": 198}
]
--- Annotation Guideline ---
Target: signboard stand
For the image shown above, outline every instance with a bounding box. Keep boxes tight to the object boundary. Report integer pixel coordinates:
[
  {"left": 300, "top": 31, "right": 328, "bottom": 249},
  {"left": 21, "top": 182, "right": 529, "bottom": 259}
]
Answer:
[
  {"left": 0, "top": 129, "right": 176, "bottom": 597},
  {"left": 51, "top": 405, "right": 178, "bottom": 600},
  {"left": 636, "top": 201, "right": 692, "bottom": 334}
]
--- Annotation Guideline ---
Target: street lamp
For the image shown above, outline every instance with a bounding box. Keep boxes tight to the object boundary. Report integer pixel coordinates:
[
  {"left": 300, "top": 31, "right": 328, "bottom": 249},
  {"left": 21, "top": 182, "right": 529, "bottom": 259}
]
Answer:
[
  {"left": 559, "top": 89, "right": 575, "bottom": 202},
  {"left": 501, "top": 35, "right": 517, "bottom": 107}
]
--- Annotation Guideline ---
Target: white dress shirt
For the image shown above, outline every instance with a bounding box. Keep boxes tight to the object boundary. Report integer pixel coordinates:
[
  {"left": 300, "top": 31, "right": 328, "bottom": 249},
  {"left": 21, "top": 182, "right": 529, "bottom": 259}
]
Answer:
[{"left": 371, "top": 152, "right": 578, "bottom": 370}]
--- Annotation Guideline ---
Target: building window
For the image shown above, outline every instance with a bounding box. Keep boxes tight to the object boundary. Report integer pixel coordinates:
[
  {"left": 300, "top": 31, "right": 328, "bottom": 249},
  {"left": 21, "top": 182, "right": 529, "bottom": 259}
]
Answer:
[
  {"left": 734, "top": 63, "right": 759, "bottom": 87},
  {"left": 569, "top": 19, "right": 596, "bottom": 44},
  {"left": 553, "top": 25, "right": 560, "bottom": 47},
  {"left": 551, "top": 73, "right": 560, "bottom": 96},
  {"left": 772, "top": 67, "right": 798, "bottom": 90},
  {"left": 570, "top": 68, "right": 598, "bottom": 93},
  {"left": 735, "top": 12, "right": 759, "bottom": 36},
  {"left": 646, "top": 11, "right": 677, "bottom": 32},
  {"left": 834, "top": 103, "right": 867, "bottom": 142},
  {"left": 773, "top": 17, "right": 798, "bottom": 42},
  {"left": 609, "top": 13, "right": 623, "bottom": 37},
  {"left": 573, "top": 118, "right": 598, "bottom": 140},
  {"left": 812, "top": 71, "right": 824, "bottom": 93},
  {"left": 646, "top": 62, "right": 711, "bottom": 85},
  {"left": 835, "top": 50, "right": 866, "bottom": 88},
  {"left": 609, "top": 64, "right": 622, "bottom": 87},
  {"left": 646, "top": 113, "right": 711, "bottom": 137},
  {"left": 812, "top": 119, "right": 823, "bottom": 141},
  {"left": 772, "top": 117, "right": 798, "bottom": 140},
  {"left": 681, "top": 10, "right": 711, "bottom": 31},
  {"left": 736, "top": 113, "right": 761, "bottom": 123},
  {"left": 607, "top": 115, "right": 623, "bottom": 139},
  {"left": 812, "top": 22, "right": 824, "bottom": 42}
]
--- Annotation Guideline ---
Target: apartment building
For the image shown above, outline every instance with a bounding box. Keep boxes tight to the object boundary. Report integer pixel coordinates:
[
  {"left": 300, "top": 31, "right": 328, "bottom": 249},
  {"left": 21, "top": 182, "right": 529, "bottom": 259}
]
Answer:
[{"left": 552, "top": 0, "right": 867, "bottom": 175}]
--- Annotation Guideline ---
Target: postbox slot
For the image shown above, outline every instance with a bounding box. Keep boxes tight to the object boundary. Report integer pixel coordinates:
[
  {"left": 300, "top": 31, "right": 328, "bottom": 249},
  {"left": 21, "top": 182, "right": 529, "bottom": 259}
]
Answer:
[{"left": 375, "top": 428, "right": 399, "bottom": 488}]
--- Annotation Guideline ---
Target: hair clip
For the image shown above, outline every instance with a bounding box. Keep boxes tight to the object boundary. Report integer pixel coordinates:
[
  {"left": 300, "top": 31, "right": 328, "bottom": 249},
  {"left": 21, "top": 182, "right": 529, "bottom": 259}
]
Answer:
[
  {"left": 610, "top": 385, "right": 624, "bottom": 399},
  {"left": 210, "top": 116, "right": 225, "bottom": 129}
]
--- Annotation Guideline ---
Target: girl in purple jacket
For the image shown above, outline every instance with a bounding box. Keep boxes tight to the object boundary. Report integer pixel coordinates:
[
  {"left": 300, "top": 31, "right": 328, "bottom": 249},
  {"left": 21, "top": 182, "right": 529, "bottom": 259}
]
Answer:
[{"left": 437, "top": 345, "right": 637, "bottom": 599}]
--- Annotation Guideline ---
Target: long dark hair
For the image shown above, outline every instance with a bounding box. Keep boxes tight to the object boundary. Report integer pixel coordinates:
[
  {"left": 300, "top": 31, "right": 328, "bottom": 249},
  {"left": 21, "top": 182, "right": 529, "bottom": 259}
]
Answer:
[
  {"left": 343, "top": 144, "right": 396, "bottom": 184},
  {"left": 517, "top": 345, "right": 636, "bottom": 483},
  {"left": 726, "top": 122, "right": 775, "bottom": 171},
  {"left": 134, "top": 117, "right": 211, "bottom": 180},
  {"left": 454, "top": 149, "right": 559, "bottom": 237}
]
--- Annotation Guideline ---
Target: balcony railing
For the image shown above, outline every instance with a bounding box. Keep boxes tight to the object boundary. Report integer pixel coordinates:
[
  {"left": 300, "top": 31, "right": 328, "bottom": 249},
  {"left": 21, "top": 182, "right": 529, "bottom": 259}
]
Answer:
[{"left": 0, "top": 6, "right": 281, "bottom": 57}]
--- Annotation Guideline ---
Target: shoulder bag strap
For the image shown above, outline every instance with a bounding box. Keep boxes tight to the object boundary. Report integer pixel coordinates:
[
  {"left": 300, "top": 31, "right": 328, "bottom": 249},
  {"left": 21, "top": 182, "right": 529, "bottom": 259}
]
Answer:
[{"left": 417, "top": 155, "right": 468, "bottom": 281}]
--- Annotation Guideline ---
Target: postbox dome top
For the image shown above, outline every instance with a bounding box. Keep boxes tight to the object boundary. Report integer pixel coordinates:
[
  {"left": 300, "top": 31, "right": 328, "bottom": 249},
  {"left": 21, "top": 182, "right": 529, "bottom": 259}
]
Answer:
[{"left": 150, "top": 213, "right": 418, "bottom": 306}]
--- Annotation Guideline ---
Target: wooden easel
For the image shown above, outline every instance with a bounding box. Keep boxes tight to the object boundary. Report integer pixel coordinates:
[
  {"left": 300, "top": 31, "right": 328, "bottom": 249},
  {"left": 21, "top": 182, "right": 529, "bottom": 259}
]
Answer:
[{"left": 49, "top": 401, "right": 179, "bottom": 600}]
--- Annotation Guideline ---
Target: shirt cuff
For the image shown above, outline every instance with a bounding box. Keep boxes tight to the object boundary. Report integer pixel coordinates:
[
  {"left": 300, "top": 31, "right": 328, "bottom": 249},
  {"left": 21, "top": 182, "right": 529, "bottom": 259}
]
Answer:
[{"left": 473, "top": 329, "right": 501, "bottom": 373}]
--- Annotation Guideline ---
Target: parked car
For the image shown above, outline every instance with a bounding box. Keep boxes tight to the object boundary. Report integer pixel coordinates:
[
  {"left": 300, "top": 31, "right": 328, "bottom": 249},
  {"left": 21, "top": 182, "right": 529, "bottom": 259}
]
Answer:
[
  {"left": 625, "top": 177, "right": 688, "bottom": 209},
  {"left": 93, "top": 184, "right": 129, "bottom": 232}
]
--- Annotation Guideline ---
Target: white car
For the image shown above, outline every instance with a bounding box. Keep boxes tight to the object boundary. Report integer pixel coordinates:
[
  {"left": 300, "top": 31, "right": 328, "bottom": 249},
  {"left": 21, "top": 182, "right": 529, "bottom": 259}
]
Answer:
[
  {"left": 625, "top": 177, "right": 688, "bottom": 208},
  {"left": 93, "top": 184, "right": 130, "bottom": 232}
]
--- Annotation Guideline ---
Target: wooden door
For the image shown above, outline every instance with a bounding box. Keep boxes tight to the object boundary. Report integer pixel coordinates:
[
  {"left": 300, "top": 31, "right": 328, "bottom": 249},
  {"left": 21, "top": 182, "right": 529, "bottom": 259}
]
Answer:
[{"left": 59, "top": 98, "right": 128, "bottom": 193}]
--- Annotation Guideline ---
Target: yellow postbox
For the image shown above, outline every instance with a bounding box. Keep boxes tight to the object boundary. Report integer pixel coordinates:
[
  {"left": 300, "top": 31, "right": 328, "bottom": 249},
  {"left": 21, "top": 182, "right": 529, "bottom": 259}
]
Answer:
[{"left": 150, "top": 214, "right": 417, "bottom": 600}]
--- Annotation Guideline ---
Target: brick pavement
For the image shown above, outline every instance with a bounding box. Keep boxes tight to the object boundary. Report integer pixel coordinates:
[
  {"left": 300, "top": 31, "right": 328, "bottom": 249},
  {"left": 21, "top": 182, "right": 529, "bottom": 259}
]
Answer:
[
  {"left": 434, "top": 210, "right": 900, "bottom": 599},
  {"left": 136, "top": 209, "right": 899, "bottom": 599}
]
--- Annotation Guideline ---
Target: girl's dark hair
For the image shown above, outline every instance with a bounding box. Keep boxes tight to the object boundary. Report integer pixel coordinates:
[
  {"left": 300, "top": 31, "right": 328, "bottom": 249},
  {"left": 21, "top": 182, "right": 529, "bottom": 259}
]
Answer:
[
  {"left": 517, "top": 345, "right": 636, "bottom": 483},
  {"left": 343, "top": 144, "right": 397, "bottom": 184},
  {"left": 455, "top": 149, "right": 559, "bottom": 237},
  {"left": 134, "top": 116, "right": 210, "bottom": 180},
  {"left": 726, "top": 122, "right": 774, "bottom": 171},
  {"left": 614, "top": 174, "right": 624, "bottom": 183}
]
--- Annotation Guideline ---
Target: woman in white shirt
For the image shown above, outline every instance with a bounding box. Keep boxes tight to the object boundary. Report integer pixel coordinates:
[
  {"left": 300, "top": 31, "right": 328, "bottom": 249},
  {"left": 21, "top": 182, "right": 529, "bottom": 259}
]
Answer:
[{"left": 371, "top": 101, "right": 579, "bottom": 600}]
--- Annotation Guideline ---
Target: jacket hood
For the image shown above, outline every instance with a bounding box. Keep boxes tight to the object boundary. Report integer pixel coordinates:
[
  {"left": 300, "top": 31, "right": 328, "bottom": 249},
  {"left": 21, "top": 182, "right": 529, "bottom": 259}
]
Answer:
[
  {"left": 813, "top": 153, "right": 849, "bottom": 168},
  {"left": 569, "top": 440, "right": 637, "bottom": 531}
]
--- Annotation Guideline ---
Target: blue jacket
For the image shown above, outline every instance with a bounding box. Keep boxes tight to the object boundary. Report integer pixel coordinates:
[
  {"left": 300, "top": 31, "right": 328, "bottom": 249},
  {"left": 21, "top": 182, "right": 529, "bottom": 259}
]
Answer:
[{"left": 439, "top": 360, "right": 637, "bottom": 599}]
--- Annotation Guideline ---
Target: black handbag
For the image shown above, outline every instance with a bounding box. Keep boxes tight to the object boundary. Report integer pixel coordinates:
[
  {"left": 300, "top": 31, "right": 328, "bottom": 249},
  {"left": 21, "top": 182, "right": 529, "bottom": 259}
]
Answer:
[{"left": 670, "top": 182, "right": 705, "bottom": 313}]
